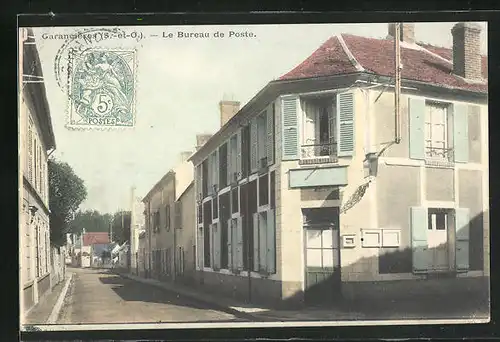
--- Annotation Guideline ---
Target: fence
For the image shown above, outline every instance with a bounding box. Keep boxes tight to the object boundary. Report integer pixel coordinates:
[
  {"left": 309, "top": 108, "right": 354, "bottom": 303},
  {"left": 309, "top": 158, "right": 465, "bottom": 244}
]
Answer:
[{"left": 50, "top": 246, "right": 66, "bottom": 288}]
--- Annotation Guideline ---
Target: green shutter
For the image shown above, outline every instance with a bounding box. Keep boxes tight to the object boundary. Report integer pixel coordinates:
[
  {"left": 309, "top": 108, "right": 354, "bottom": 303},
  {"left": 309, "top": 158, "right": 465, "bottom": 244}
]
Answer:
[
  {"left": 250, "top": 118, "right": 258, "bottom": 172},
  {"left": 227, "top": 139, "right": 233, "bottom": 184},
  {"left": 236, "top": 130, "right": 241, "bottom": 180},
  {"left": 227, "top": 219, "right": 233, "bottom": 270},
  {"left": 453, "top": 103, "right": 469, "bottom": 163},
  {"left": 214, "top": 223, "right": 221, "bottom": 270},
  {"left": 266, "top": 209, "right": 276, "bottom": 274},
  {"left": 258, "top": 213, "right": 267, "bottom": 272},
  {"left": 455, "top": 208, "right": 470, "bottom": 271},
  {"left": 337, "top": 92, "right": 355, "bottom": 157},
  {"left": 236, "top": 217, "right": 244, "bottom": 270},
  {"left": 267, "top": 104, "right": 275, "bottom": 166},
  {"left": 253, "top": 213, "right": 259, "bottom": 272},
  {"left": 409, "top": 97, "right": 426, "bottom": 160},
  {"left": 281, "top": 96, "right": 300, "bottom": 160},
  {"left": 410, "top": 206, "right": 429, "bottom": 272}
]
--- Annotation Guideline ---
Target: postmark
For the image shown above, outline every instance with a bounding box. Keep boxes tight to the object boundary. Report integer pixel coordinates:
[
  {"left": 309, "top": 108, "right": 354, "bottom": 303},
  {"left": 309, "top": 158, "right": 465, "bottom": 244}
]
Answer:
[{"left": 66, "top": 48, "right": 136, "bottom": 129}]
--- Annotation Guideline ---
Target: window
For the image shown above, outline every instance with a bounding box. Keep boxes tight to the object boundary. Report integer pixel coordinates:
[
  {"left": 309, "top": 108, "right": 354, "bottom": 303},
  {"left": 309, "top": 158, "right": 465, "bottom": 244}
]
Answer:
[
  {"left": 165, "top": 205, "right": 170, "bottom": 230},
  {"left": 28, "top": 122, "right": 33, "bottom": 182},
  {"left": 210, "top": 151, "right": 218, "bottom": 194},
  {"left": 195, "top": 165, "right": 203, "bottom": 201},
  {"left": 231, "top": 187, "right": 239, "bottom": 214},
  {"left": 197, "top": 204, "right": 202, "bottom": 224},
  {"left": 39, "top": 146, "right": 43, "bottom": 194},
  {"left": 306, "top": 228, "right": 337, "bottom": 270},
  {"left": 202, "top": 160, "right": 209, "bottom": 198},
  {"left": 174, "top": 201, "right": 182, "bottom": 229},
  {"left": 258, "top": 173, "right": 269, "bottom": 207},
  {"left": 219, "top": 143, "right": 228, "bottom": 188},
  {"left": 219, "top": 193, "right": 230, "bottom": 269},
  {"left": 425, "top": 102, "right": 452, "bottom": 160},
  {"left": 228, "top": 134, "right": 239, "bottom": 183},
  {"left": 300, "top": 96, "right": 336, "bottom": 159},
  {"left": 34, "top": 139, "right": 37, "bottom": 188},
  {"left": 212, "top": 197, "right": 218, "bottom": 220},
  {"left": 203, "top": 201, "right": 212, "bottom": 268},
  {"left": 154, "top": 211, "right": 160, "bottom": 232},
  {"left": 241, "top": 125, "right": 251, "bottom": 178},
  {"left": 270, "top": 171, "right": 276, "bottom": 209},
  {"left": 257, "top": 112, "right": 267, "bottom": 168},
  {"left": 177, "top": 246, "right": 184, "bottom": 275},
  {"left": 428, "top": 209, "right": 448, "bottom": 231}
]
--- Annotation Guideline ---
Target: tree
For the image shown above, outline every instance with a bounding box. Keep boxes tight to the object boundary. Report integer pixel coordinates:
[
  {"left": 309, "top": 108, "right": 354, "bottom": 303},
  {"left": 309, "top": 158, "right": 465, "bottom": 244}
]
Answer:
[
  {"left": 71, "top": 210, "right": 113, "bottom": 234},
  {"left": 111, "top": 210, "right": 131, "bottom": 245},
  {"left": 48, "top": 159, "right": 87, "bottom": 246}
]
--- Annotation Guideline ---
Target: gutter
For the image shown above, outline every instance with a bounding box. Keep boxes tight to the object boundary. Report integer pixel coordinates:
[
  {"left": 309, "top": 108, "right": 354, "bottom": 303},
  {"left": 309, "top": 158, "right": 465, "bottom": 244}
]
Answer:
[{"left": 394, "top": 23, "right": 402, "bottom": 145}]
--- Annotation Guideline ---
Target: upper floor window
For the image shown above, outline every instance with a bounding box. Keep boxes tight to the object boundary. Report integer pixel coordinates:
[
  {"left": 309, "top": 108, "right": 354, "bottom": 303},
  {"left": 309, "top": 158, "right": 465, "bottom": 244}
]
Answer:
[
  {"left": 165, "top": 205, "right": 171, "bottom": 231},
  {"left": 300, "top": 96, "right": 337, "bottom": 159},
  {"left": 425, "top": 101, "right": 453, "bottom": 161},
  {"left": 409, "top": 98, "right": 469, "bottom": 164}
]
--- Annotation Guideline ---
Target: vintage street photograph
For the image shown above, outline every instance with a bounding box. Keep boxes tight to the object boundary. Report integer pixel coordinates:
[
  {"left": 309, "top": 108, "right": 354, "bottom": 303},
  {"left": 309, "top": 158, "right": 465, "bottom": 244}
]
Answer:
[{"left": 18, "top": 20, "right": 489, "bottom": 331}]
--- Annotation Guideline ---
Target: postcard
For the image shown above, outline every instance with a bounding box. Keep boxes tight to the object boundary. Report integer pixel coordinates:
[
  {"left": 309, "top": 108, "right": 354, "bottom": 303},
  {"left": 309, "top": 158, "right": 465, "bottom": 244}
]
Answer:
[{"left": 18, "top": 20, "right": 490, "bottom": 332}]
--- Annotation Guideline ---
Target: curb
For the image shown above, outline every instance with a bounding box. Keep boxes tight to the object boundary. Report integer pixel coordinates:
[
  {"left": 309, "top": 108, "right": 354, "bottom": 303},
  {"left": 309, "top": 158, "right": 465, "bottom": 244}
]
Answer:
[
  {"left": 115, "top": 272, "right": 270, "bottom": 322},
  {"left": 46, "top": 273, "right": 73, "bottom": 324}
]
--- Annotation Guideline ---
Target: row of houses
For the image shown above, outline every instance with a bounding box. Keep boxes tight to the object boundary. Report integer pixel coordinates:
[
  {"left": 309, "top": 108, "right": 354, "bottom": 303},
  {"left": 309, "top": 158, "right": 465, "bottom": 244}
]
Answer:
[
  {"left": 134, "top": 22, "right": 489, "bottom": 307},
  {"left": 19, "top": 28, "right": 67, "bottom": 320}
]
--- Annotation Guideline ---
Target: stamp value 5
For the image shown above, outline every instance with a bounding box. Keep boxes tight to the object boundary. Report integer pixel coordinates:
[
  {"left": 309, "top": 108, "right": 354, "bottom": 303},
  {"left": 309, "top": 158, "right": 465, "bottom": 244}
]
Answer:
[{"left": 67, "top": 49, "right": 136, "bottom": 129}]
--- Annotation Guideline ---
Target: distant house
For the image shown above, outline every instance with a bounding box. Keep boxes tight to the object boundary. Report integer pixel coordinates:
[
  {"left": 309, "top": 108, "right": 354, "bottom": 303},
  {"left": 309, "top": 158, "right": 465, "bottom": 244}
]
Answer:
[
  {"left": 82, "top": 232, "right": 110, "bottom": 246},
  {"left": 137, "top": 230, "right": 147, "bottom": 277},
  {"left": 19, "top": 27, "right": 57, "bottom": 317},
  {"left": 79, "top": 232, "right": 110, "bottom": 268},
  {"left": 188, "top": 23, "right": 488, "bottom": 306}
]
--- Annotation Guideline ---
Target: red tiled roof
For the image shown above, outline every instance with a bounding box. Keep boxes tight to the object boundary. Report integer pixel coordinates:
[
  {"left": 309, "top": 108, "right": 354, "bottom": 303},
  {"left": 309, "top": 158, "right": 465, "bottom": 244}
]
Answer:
[
  {"left": 82, "top": 232, "right": 110, "bottom": 246},
  {"left": 279, "top": 34, "right": 487, "bottom": 94}
]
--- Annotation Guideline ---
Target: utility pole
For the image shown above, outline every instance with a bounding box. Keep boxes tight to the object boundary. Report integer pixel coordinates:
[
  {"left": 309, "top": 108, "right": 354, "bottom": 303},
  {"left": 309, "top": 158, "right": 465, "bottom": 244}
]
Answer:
[{"left": 394, "top": 22, "right": 402, "bottom": 144}]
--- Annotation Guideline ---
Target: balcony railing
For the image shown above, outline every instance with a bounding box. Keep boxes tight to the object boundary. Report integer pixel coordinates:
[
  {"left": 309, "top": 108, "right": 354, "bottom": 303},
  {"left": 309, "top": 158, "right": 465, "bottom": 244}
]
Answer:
[
  {"left": 425, "top": 147, "right": 454, "bottom": 160},
  {"left": 301, "top": 140, "right": 338, "bottom": 159}
]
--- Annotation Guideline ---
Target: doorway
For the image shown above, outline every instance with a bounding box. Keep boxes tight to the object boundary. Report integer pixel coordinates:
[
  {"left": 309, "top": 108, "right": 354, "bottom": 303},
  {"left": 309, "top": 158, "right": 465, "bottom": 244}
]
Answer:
[
  {"left": 427, "top": 208, "right": 453, "bottom": 272},
  {"left": 303, "top": 207, "right": 341, "bottom": 305}
]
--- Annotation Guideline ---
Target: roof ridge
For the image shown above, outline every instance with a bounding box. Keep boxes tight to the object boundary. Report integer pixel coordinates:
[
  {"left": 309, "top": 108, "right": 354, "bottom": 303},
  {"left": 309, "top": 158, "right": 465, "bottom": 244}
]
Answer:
[
  {"left": 336, "top": 34, "right": 365, "bottom": 72},
  {"left": 415, "top": 43, "right": 453, "bottom": 65}
]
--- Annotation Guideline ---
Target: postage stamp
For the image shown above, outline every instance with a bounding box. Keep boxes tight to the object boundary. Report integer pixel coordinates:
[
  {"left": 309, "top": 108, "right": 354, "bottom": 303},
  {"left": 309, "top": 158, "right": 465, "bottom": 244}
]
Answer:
[{"left": 66, "top": 48, "right": 136, "bottom": 128}]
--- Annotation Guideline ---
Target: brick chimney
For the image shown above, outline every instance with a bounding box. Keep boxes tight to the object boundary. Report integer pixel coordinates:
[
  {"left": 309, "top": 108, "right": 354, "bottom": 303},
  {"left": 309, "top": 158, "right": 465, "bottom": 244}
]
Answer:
[
  {"left": 179, "top": 151, "right": 193, "bottom": 162},
  {"left": 388, "top": 23, "right": 415, "bottom": 44},
  {"left": 195, "top": 134, "right": 213, "bottom": 151},
  {"left": 451, "top": 22, "right": 482, "bottom": 80},
  {"left": 219, "top": 100, "right": 240, "bottom": 127}
]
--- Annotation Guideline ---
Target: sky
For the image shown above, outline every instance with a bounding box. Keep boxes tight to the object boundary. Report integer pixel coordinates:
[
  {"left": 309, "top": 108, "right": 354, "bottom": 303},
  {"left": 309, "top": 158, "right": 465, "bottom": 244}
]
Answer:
[{"left": 32, "top": 22, "right": 488, "bottom": 214}]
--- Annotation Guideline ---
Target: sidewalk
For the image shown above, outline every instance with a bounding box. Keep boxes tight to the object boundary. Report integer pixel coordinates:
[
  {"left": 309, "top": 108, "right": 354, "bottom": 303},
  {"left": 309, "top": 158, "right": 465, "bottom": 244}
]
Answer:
[
  {"left": 117, "top": 271, "right": 272, "bottom": 321},
  {"left": 24, "top": 273, "right": 73, "bottom": 325},
  {"left": 116, "top": 271, "right": 490, "bottom": 323}
]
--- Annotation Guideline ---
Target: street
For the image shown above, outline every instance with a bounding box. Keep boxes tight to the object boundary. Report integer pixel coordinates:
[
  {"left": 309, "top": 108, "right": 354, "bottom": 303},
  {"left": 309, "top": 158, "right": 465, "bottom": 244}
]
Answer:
[{"left": 56, "top": 268, "right": 245, "bottom": 324}]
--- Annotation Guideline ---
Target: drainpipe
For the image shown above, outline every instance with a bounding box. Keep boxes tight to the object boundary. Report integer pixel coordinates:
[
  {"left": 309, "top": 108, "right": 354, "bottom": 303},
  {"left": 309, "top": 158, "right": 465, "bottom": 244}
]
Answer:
[
  {"left": 246, "top": 179, "right": 252, "bottom": 304},
  {"left": 148, "top": 202, "right": 152, "bottom": 278},
  {"left": 394, "top": 23, "right": 402, "bottom": 144},
  {"left": 172, "top": 174, "right": 177, "bottom": 282}
]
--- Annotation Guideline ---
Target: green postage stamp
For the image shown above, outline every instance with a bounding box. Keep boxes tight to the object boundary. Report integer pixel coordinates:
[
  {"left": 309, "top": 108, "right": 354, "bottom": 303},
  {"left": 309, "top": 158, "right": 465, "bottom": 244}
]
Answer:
[{"left": 67, "top": 48, "right": 136, "bottom": 129}]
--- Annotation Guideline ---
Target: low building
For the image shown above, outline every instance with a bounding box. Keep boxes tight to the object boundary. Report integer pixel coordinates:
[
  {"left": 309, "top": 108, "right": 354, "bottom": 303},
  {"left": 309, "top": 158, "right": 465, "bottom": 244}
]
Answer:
[
  {"left": 19, "top": 27, "right": 57, "bottom": 318},
  {"left": 142, "top": 151, "right": 196, "bottom": 282},
  {"left": 130, "top": 187, "right": 145, "bottom": 275},
  {"left": 188, "top": 22, "right": 489, "bottom": 306}
]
